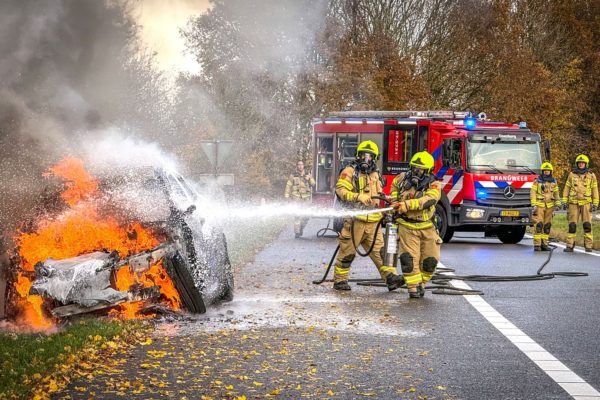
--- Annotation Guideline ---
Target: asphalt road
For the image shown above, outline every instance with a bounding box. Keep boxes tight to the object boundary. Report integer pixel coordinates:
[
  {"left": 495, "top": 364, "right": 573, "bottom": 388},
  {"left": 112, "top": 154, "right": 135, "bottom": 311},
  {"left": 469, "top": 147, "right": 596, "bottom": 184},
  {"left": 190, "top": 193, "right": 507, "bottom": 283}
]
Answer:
[{"left": 57, "top": 220, "right": 600, "bottom": 399}]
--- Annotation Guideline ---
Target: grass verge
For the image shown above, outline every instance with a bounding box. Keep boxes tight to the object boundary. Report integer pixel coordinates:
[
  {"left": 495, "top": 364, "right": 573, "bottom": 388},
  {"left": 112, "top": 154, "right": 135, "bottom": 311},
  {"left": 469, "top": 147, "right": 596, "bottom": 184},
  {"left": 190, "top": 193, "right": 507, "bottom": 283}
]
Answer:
[
  {"left": 0, "top": 318, "right": 148, "bottom": 399},
  {"left": 528, "top": 213, "right": 600, "bottom": 249},
  {"left": 224, "top": 217, "right": 288, "bottom": 268}
]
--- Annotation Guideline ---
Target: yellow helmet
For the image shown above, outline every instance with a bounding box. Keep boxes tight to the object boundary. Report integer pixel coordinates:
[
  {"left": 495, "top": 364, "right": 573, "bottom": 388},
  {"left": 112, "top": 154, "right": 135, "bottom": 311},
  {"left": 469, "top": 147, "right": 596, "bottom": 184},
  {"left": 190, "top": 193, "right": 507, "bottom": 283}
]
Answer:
[
  {"left": 575, "top": 154, "right": 589, "bottom": 165},
  {"left": 540, "top": 162, "right": 553, "bottom": 171},
  {"left": 409, "top": 151, "right": 435, "bottom": 172},
  {"left": 356, "top": 140, "right": 379, "bottom": 159}
]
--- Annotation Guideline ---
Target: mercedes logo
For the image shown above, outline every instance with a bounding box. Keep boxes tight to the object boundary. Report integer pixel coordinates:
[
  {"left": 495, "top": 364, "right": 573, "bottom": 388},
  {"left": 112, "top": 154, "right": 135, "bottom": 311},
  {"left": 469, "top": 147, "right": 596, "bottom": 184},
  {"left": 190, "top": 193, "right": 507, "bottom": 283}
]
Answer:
[{"left": 503, "top": 185, "right": 516, "bottom": 199}]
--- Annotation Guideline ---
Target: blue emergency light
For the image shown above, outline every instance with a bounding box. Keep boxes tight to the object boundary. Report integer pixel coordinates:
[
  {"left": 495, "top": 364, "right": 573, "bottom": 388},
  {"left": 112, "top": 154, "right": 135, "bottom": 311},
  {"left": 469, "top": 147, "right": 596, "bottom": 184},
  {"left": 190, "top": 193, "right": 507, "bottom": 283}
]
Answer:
[
  {"left": 519, "top": 121, "right": 527, "bottom": 128},
  {"left": 476, "top": 189, "right": 487, "bottom": 199},
  {"left": 464, "top": 117, "right": 477, "bottom": 129}
]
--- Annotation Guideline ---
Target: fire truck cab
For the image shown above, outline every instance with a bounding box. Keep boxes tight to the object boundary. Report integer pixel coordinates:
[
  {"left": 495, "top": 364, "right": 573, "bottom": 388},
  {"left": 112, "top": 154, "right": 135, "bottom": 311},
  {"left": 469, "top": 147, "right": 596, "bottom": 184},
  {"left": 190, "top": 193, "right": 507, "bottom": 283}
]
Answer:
[{"left": 312, "top": 111, "right": 545, "bottom": 244}]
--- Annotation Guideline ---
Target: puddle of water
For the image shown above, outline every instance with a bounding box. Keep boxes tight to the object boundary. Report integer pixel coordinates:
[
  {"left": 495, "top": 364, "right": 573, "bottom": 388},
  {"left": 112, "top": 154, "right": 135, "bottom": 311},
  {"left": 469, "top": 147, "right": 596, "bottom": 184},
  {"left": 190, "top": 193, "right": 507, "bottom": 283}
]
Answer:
[{"left": 155, "top": 293, "right": 426, "bottom": 338}]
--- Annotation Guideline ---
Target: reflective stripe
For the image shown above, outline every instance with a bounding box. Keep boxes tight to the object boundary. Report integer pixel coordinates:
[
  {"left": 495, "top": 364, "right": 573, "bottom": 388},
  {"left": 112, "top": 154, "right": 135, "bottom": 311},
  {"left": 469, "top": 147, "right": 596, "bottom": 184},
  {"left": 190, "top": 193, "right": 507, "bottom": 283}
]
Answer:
[
  {"left": 424, "top": 188, "right": 439, "bottom": 198},
  {"left": 421, "top": 272, "right": 433, "bottom": 282},
  {"left": 334, "top": 266, "right": 350, "bottom": 277},
  {"left": 337, "top": 180, "right": 353, "bottom": 190},
  {"left": 379, "top": 266, "right": 397, "bottom": 274},
  {"left": 356, "top": 213, "right": 382, "bottom": 222},
  {"left": 404, "top": 274, "right": 422, "bottom": 284}
]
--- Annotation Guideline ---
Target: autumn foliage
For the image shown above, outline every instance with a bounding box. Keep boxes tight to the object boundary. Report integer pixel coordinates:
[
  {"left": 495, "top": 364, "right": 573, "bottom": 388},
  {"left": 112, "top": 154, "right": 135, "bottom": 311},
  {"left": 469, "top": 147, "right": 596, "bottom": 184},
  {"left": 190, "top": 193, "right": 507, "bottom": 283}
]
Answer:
[{"left": 182, "top": 0, "right": 600, "bottom": 189}]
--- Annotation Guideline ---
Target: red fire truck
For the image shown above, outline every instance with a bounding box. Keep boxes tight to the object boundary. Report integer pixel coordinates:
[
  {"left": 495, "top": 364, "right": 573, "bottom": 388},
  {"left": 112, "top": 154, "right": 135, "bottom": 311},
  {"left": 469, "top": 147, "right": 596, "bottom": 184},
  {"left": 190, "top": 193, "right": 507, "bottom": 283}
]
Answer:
[{"left": 311, "top": 111, "right": 550, "bottom": 244}]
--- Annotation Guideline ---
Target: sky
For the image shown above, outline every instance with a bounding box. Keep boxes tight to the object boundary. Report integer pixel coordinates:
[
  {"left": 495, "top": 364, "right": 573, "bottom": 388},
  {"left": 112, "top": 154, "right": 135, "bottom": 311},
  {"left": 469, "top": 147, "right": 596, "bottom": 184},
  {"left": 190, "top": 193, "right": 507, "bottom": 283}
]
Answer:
[{"left": 131, "top": 0, "right": 211, "bottom": 75}]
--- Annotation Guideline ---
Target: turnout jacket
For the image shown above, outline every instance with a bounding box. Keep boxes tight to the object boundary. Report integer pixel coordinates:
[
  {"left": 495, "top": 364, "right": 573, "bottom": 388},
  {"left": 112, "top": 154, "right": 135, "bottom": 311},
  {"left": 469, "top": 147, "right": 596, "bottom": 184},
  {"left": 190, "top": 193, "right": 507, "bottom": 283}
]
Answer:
[
  {"left": 285, "top": 173, "right": 315, "bottom": 200},
  {"left": 391, "top": 173, "right": 442, "bottom": 229},
  {"left": 562, "top": 171, "right": 599, "bottom": 206},
  {"left": 335, "top": 165, "right": 383, "bottom": 222},
  {"left": 530, "top": 177, "right": 561, "bottom": 208}
]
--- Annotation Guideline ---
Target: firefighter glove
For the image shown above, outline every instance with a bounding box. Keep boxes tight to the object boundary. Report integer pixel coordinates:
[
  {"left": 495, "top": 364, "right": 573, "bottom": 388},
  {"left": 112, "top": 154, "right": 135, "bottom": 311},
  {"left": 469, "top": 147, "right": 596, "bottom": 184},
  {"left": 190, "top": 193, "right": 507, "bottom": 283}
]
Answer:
[
  {"left": 562, "top": 203, "right": 568, "bottom": 210},
  {"left": 532, "top": 205, "right": 538, "bottom": 214},
  {"left": 593, "top": 205, "right": 598, "bottom": 212},
  {"left": 393, "top": 201, "right": 408, "bottom": 213},
  {"left": 555, "top": 205, "right": 561, "bottom": 212},
  {"left": 355, "top": 193, "right": 372, "bottom": 206}
]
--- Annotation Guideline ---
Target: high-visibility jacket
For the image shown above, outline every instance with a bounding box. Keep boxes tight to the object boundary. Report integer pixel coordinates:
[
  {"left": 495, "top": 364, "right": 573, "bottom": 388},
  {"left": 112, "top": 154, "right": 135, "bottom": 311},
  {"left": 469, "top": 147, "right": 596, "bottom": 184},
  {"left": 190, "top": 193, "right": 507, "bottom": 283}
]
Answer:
[
  {"left": 391, "top": 173, "right": 441, "bottom": 229},
  {"left": 335, "top": 166, "right": 383, "bottom": 222},
  {"left": 562, "top": 171, "right": 599, "bottom": 206},
  {"left": 285, "top": 173, "right": 315, "bottom": 200},
  {"left": 530, "top": 177, "right": 560, "bottom": 208}
]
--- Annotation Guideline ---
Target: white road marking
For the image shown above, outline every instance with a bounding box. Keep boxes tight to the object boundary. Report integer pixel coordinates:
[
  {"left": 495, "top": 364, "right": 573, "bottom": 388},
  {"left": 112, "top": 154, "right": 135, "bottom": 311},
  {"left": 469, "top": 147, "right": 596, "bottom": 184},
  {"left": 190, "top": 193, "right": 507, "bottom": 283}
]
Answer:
[
  {"left": 441, "top": 263, "right": 600, "bottom": 399},
  {"left": 524, "top": 234, "right": 600, "bottom": 257}
]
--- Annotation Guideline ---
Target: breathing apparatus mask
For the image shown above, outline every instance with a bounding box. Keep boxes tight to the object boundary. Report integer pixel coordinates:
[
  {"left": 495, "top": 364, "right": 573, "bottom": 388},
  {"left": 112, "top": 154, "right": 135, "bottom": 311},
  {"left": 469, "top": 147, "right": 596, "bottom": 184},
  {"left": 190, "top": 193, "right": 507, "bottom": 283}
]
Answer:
[
  {"left": 403, "top": 167, "right": 432, "bottom": 190},
  {"left": 357, "top": 151, "right": 376, "bottom": 173}
]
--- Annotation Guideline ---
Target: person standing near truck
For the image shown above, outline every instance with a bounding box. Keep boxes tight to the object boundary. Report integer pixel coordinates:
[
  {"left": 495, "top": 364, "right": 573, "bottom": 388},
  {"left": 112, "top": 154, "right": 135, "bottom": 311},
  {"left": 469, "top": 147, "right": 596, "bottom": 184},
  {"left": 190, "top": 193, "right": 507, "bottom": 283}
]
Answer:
[
  {"left": 530, "top": 162, "right": 561, "bottom": 251},
  {"left": 285, "top": 160, "right": 315, "bottom": 238},
  {"left": 562, "top": 154, "right": 599, "bottom": 252}
]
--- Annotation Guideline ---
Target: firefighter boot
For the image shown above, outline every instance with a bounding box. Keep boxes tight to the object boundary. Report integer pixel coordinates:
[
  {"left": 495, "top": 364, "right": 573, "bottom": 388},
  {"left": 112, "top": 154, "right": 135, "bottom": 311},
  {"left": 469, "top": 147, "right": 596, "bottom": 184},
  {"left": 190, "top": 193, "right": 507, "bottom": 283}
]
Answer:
[
  {"left": 333, "top": 281, "right": 351, "bottom": 291},
  {"left": 385, "top": 274, "right": 404, "bottom": 291},
  {"left": 563, "top": 247, "right": 574, "bottom": 253},
  {"left": 408, "top": 288, "right": 420, "bottom": 299},
  {"left": 541, "top": 244, "right": 551, "bottom": 251},
  {"left": 585, "top": 248, "right": 593, "bottom": 253},
  {"left": 534, "top": 246, "right": 542, "bottom": 252},
  {"left": 418, "top": 284, "right": 426, "bottom": 298}
]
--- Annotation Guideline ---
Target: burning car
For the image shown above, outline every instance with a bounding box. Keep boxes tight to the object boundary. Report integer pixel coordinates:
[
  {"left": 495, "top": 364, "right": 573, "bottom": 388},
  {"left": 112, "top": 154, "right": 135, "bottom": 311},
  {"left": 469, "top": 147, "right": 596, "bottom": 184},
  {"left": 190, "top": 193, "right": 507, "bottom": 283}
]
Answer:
[{"left": 5, "top": 158, "right": 233, "bottom": 327}]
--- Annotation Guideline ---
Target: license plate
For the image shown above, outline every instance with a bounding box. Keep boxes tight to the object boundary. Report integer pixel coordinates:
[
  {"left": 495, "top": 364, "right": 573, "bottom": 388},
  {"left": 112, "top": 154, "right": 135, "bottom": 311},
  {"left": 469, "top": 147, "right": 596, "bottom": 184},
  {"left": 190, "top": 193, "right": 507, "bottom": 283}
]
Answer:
[{"left": 501, "top": 210, "right": 520, "bottom": 217}]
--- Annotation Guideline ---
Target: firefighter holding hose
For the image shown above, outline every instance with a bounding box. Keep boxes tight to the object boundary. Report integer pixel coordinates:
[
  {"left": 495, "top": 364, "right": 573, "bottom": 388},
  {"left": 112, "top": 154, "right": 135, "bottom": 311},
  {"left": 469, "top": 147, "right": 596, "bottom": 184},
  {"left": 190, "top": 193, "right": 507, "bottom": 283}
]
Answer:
[
  {"left": 332, "top": 140, "right": 404, "bottom": 291},
  {"left": 391, "top": 151, "right": 442, "bottom": 299},
  {"left": 562, "top": 154, "right": 599, "bottom": 252},
  {"left": 530, "top": 162, "right": 561, "bottom": 251}
]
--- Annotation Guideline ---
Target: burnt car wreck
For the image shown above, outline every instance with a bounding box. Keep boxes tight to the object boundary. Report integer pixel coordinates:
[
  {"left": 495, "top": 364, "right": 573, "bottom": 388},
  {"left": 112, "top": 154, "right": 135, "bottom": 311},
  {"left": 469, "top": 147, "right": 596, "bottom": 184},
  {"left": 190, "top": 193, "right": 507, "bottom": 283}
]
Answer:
[{"left": 7, "top": 165, "right": 233, "bottom": 321}]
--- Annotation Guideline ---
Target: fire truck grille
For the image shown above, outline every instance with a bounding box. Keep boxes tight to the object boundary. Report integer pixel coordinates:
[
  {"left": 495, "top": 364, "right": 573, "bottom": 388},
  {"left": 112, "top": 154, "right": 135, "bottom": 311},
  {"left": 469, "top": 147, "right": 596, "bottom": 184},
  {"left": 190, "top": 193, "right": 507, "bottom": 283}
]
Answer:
[{"left": 476, "top": 187, "right": 531, "bottom": 207}]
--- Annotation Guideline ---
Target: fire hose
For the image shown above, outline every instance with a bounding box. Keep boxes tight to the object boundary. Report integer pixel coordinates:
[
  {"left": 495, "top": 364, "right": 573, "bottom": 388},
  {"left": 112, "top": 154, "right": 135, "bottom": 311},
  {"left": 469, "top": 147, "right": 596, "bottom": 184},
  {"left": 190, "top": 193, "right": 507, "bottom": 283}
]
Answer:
[{"left": 313, "top": 197, "right": 589, "bottom": 293}]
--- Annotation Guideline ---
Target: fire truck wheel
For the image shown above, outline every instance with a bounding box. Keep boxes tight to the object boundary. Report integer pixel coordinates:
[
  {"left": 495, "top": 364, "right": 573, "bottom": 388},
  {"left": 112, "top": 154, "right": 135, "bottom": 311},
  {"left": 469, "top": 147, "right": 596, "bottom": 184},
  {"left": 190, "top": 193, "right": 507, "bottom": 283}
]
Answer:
[
  {"left": 434, "top": 204, "right": 454, "bottom": 243},
  {"left": 496, "top": 225, "right": 526, "bottom": 244}
]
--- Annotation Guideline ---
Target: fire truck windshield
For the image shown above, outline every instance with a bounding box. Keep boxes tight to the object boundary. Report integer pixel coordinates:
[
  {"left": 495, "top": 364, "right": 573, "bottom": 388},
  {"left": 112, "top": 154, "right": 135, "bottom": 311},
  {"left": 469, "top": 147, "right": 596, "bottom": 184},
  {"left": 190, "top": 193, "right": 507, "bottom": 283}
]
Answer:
[{"left": 467, "top": 141, "right": 541, "bottom": 174}]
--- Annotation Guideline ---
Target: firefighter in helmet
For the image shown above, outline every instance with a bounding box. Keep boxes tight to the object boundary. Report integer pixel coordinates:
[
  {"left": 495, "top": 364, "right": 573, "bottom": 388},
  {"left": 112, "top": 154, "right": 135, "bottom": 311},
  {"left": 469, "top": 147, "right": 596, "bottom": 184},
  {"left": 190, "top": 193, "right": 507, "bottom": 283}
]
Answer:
[
  {"left": 284, "top": 160, "right": 315, "bottom": 238},
  {"left": 332, "top": 140, "right": 404, "bottom": 291},
  {"left": 562, "top": 154, "right": 599, "bottom": 252},
  {"left": 391, "top": 151, "right": 442, "bottom": 299},
  {"left": 530, "top": 162, "right": 561, "bottom": 251}
]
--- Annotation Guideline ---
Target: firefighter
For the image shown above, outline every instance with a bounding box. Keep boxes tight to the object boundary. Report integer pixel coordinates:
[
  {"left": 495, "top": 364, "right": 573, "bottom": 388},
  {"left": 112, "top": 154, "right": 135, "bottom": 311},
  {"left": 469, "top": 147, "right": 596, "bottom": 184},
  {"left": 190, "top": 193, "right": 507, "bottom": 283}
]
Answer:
[
  {"left": 530, "top": 162, "right": 561, "bottom": 251},
  {"left": 332, "top": 140, "right": 404, "bottom": 291},
  {"left": 562, "top": 154, "right": 599, "bottom": 252},
  {"left": 391, "top": 151, "right": 442, "bottom": 299},
  {"left": 284, "top": 160, "right": 315, "bottom": 238}
]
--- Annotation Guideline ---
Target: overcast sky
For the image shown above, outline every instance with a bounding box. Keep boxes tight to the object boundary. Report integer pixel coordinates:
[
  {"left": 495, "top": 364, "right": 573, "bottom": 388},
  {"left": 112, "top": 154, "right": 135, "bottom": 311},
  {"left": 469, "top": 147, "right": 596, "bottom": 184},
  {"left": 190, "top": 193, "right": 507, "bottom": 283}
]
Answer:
[{"left": 132, "top": 0, "right": 211, "bottom": 75}]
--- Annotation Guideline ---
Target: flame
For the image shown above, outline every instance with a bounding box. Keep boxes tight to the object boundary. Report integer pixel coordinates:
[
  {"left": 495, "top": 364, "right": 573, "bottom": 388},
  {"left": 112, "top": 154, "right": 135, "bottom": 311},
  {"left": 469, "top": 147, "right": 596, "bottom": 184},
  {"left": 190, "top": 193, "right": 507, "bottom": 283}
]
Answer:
[
  {"left": 44, "top": 156, "right": 99, "bottom": 206},
  {"left": 12, "top": 157, "right": 181, "bottom": 328}
]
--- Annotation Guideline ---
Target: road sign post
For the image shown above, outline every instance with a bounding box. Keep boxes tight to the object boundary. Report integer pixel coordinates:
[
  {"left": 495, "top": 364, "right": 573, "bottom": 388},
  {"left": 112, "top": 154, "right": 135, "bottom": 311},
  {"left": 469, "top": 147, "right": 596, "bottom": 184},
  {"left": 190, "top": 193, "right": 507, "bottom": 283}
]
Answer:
[{"left": 200, "top": 140, "right": 234, "bottom": 185}]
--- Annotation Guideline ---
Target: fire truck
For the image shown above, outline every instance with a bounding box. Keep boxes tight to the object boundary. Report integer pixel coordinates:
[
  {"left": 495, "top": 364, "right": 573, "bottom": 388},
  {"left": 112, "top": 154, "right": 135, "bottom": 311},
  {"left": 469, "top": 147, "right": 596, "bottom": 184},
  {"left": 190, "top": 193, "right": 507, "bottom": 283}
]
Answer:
[{"left": 311, "top": 111, "right": 550, "bottom": 244}]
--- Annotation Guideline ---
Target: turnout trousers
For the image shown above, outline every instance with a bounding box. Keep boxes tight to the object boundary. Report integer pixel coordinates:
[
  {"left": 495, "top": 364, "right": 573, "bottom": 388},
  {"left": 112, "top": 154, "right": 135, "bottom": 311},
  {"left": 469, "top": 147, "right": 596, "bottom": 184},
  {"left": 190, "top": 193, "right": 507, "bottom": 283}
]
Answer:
[
  {"left": 532, "top": 207, "right": 554, "bottom": 247},
  {"left": 397, "top": 225, "right": 441, "bottom": 291},
  {"left": 333, "top": 219, "right": 397, "bottom": 283},
  {"left": 566, "top": 203, "right": 593, "bottom": 249},
  {"left": 292, "top": 198, "right": 310, "bottom": 236}
]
